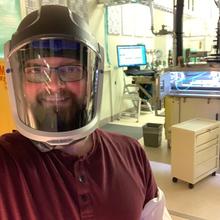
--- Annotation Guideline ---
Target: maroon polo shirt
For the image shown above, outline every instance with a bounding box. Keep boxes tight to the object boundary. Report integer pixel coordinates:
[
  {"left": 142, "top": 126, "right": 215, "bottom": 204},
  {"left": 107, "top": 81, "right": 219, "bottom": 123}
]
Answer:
[{"left": 0, "top": 129, "right": 157, "bottom": 220}]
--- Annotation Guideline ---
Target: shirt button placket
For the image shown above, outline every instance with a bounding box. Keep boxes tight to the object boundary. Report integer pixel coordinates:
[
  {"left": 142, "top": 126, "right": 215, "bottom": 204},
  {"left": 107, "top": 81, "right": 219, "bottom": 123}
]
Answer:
[
  {"left": 75, "top": 161, "right": 94, "bottom": 220},
  {"left": 78, "top": 175, "right": 86, "bottom": 184},
  {"left": 78, "top": 175, "right": 89, "bottom": 203}
]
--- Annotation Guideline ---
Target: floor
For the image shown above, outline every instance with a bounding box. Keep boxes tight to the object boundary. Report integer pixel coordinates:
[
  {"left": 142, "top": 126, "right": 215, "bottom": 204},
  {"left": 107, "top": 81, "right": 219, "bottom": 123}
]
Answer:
[{"left": 110, "top": 111, "right": 220, "bottom": 220}]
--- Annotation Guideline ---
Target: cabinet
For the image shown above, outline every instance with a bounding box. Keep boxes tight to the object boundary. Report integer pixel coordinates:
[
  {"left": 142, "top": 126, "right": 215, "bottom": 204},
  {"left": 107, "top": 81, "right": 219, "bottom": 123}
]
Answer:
[
  {"left": 164, "top": 96, "right": 180, "bottom": 144},
  {"left": 171, "top": 118, "right": 220, "bottom": 188},
  {"left": 165, "top": 96, "right": 220, "bottom": 147}
]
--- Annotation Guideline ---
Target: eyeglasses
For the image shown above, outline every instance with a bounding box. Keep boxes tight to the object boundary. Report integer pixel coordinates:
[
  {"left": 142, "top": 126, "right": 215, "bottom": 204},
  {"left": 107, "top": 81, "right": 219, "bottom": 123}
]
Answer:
[{"left": 24, "top": 65, "right": 84, "bottom": 83}]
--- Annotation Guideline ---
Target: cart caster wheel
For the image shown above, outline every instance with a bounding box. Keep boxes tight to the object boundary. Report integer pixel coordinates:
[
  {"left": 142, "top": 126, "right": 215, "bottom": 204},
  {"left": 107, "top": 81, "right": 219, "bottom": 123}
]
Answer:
[
  {"left": 188, "top": 183, "right": 194, "bottom": 189},
  {"left": 211, "top": 172, "right": 216, "bottom": 176},
  {"left": 172, "top": 177, "right": 178, "bottom": 183}
]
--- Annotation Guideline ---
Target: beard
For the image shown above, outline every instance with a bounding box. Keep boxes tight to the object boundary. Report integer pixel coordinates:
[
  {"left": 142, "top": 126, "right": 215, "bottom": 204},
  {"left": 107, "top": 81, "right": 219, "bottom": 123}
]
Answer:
[{"left": 28, "top": 89, "right": 86, "bottom": 132}]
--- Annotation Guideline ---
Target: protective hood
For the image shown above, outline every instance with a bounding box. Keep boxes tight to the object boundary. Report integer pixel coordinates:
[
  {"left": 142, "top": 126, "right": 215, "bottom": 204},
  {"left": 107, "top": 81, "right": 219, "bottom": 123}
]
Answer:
[{"left": 4, "top": 5, "right": 104, "bottom": 146}]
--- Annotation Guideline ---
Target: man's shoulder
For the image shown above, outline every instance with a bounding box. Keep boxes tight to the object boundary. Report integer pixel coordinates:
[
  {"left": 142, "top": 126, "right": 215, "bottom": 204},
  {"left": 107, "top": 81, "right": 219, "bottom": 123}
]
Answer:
[
  {"left": 94, "top": 129, "right": 151, "bottom": 181},
  {"left": 94, "top": 128, "right": 144, "bottom": 154},
  {"left": 95, "top": 128, "right": 139, "bottom": 143},
  {"left": 0, "top": 131, "right": 39, "bottom": 169},
  {"left": 0, "top": 130, "right": 27, "bottom": 144},
  {"left": 0, "top": 130, "right": 33, "bottom": 153}
]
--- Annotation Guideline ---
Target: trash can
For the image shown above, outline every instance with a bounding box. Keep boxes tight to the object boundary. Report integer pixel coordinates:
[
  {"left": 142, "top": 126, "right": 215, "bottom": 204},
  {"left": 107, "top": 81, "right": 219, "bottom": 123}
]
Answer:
[{"left": 143, "top": 123, "right": 163, "bottom": 147}]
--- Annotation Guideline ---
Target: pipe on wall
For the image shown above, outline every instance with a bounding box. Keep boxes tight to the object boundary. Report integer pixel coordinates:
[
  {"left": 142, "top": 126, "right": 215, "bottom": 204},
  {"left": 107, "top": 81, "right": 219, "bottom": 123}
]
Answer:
[{"left": 174, "top": 0, "right": 184, "bottom": 64}]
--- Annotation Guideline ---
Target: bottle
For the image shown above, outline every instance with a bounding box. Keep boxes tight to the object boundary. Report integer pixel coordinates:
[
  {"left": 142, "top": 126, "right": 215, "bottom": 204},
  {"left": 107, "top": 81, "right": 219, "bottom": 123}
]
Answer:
[{"left": 168, "top": 50, "right": 173, "bottom": 66}]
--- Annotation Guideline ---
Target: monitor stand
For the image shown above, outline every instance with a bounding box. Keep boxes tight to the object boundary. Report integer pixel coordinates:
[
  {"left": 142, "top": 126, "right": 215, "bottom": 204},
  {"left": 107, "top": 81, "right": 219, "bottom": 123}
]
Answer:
[
  {"left": 126, "top": 66, "right": 140, "bottom": 72},
  {"left": 124, "top": 66, "right": 140, "bottom": 75}
]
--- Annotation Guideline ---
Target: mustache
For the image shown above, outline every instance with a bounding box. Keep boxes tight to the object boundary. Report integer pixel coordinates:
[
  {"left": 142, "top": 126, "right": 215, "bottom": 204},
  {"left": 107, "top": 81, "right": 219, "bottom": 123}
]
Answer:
[{"left": 36, "top": 89, "right": 73, "bottom": 103}]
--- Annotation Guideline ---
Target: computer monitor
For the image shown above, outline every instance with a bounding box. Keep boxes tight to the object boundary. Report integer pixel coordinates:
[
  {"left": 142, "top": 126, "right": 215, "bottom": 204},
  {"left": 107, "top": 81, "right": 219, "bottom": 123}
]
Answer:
[{"left": 116, "top": 44, "right": 147, "bottom": 70}]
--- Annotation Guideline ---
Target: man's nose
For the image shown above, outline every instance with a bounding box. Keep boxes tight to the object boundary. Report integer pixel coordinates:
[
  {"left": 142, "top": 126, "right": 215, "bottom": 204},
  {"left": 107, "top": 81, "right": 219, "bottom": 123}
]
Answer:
[{"left": 46, "top": 72, "right": 65, "bottom": 92}]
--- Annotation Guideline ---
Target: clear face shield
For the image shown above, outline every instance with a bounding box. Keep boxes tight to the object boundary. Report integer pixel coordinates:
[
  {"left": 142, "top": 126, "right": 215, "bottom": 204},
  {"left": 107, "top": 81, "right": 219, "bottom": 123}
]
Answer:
[{"left": 7, "top": 38, "right": 102, "bottom": 143}]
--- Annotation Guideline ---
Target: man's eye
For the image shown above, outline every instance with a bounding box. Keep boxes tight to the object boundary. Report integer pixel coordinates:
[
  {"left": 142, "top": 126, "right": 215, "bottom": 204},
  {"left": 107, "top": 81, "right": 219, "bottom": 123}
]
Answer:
[
  {"left": 25, "top": 67, "right": 42, "bottom": 74},
  {"left": 61, "top": 66, "right": 82, "bottom": 73}
]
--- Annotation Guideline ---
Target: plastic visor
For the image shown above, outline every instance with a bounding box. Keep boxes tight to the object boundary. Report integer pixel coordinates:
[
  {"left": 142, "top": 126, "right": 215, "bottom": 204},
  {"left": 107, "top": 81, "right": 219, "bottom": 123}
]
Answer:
[{"left": 8, "top": 39, "right": 100, "bottom": 133}]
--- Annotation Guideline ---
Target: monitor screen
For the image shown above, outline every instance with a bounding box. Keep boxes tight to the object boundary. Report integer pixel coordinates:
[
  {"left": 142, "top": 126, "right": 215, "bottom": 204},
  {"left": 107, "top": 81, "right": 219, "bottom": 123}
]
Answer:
[{"left": 116, "top": 44, "right": 147, "bottom": 69}]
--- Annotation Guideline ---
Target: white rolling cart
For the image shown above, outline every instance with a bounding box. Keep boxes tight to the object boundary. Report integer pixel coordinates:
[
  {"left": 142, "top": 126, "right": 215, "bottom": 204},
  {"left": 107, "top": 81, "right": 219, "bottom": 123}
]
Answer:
[{"left": 171, "top": 118, "right": 220, "bottom": 188}]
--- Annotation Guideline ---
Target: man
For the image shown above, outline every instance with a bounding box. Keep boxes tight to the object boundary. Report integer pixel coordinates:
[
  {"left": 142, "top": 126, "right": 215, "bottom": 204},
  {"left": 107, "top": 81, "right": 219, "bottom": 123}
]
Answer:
[{"left": 1, "top": 5, "right": 171, "bottom": 220}]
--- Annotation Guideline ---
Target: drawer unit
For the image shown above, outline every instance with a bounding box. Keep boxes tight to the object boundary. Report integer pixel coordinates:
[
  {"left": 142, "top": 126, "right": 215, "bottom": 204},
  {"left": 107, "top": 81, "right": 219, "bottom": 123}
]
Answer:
[
  {"left": 195, "top": 143, "right": 218, "bottom": 165},
  {"left": 196, "top": 127, "right": 219, "bottom": 146},
  {"left": 195, "top": 157, "right": 218, "bottom": 179},
  {"left": 171, "top": 118, "right": 220, "bottom": 188}
]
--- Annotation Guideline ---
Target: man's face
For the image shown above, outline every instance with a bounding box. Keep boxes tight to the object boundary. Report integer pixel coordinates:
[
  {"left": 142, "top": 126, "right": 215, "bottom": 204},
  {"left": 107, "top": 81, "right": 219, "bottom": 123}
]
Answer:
[{"left": 23, "top": 57, "right": 87, "bottom": 131}]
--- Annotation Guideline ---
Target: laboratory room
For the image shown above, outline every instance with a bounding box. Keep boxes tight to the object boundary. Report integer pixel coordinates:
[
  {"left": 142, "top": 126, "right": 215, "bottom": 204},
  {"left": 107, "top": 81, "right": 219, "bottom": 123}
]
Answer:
[{"left": 1, "top": 0, "right": 220, "bottom": 220}]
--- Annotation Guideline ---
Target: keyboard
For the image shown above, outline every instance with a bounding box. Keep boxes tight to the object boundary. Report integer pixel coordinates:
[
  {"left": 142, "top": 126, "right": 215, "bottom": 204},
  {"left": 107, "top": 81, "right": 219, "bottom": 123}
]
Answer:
[{"left": 124, "top": 69, "right": 156, "bottom": 76}]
